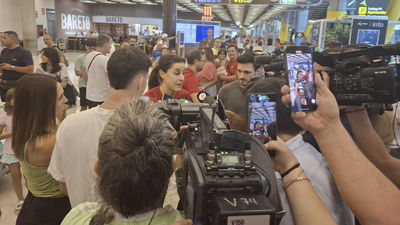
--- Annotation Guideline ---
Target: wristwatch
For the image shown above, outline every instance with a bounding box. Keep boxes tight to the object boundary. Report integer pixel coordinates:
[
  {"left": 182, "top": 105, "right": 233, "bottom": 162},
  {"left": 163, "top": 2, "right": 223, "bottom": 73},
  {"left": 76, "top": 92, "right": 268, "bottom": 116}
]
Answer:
[{"left": 11, "top": 66, "right": 15, "bottom": 71}]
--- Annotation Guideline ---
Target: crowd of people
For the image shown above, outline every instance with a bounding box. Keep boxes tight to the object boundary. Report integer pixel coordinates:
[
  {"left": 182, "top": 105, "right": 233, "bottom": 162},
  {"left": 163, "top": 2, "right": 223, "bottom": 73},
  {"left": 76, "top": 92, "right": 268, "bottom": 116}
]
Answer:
[{"left": 0, "top": 28, "right": 399, "bottom": 225}]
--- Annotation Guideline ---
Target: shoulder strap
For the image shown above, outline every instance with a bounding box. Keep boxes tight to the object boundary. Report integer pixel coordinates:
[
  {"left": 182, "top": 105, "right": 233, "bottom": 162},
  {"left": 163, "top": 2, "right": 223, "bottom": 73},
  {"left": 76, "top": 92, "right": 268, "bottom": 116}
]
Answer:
[{"left": 87, "top": 54, "right": 102, "bottom": 72}]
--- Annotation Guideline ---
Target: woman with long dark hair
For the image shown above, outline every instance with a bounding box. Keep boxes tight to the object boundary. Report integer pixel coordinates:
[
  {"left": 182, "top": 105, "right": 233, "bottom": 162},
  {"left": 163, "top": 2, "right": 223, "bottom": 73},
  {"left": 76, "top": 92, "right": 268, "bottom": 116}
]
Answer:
[
  {"left": 144, "top": 55, "right": 192, "bottom": 102},
  {"left": 13, "top": 74, "right": 71, "bottom": 225},
  {"left": 36, "top": 47, "right": 77, "bottom": 107}
]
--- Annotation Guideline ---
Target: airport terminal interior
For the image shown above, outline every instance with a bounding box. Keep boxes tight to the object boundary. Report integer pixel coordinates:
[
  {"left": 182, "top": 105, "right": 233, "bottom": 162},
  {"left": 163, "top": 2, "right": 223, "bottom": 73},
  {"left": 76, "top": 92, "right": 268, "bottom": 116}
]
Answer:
[{"left": 1, "top": 0, "right": 400, "bottom": 224}]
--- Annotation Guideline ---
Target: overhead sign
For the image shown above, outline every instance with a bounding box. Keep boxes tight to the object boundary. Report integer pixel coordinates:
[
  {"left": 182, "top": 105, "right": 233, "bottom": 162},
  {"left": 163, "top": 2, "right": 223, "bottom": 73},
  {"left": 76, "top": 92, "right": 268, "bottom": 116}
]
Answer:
[
  {"left": 191, "top": 0, "right": 269, "bottom": 4},
  {"left": 350, "top": 18, "right": 388, "bottom": 45},
  {"left": 280, "top": 0, "right": 296, "bottom": 4},
  {"left": 346, "top": 0, "right": 390, "bottom": 16}
]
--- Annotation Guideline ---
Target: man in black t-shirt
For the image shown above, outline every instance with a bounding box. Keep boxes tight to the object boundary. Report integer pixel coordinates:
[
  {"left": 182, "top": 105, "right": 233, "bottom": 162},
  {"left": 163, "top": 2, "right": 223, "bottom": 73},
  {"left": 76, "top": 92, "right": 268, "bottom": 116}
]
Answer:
[{"left": 0, "top": 31, "right": 34, "bottom": 101}]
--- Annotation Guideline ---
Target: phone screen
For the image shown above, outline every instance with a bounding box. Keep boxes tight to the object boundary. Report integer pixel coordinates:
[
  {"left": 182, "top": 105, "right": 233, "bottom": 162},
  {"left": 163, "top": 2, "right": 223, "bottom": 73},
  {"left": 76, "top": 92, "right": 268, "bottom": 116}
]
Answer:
[
  {"left": 286, "top": 47, "right": 317, "bottom": 112},
  {"left": 247, "top": 93, "right": 276, "bottom": 144}
]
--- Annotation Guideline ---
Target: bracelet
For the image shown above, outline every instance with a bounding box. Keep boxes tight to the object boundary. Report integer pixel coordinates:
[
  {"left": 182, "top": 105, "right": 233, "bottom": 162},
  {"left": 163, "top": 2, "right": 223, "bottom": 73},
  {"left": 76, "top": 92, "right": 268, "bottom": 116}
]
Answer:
[
  {"left": 284, "top": 175, "right": 310, "bottom": 189},
  {"left": 283, "top": 168, "right": 308, "bottom": 189},
  {"left": 280, "top": 162, "right": 300, "bottom": 178}
]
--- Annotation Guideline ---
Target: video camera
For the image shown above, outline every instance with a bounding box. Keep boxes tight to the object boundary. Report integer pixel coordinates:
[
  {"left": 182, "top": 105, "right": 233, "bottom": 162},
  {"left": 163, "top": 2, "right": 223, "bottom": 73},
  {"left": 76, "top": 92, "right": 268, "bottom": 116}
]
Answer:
[
  {"left": 157, "top": 99, "right": 284, "bottom": 225},
  {"left": 255, "top": 55, "right": 286, "bottom": 77},
  {"left": 314, "top": 43, "right": 400, "bottom": 105}
]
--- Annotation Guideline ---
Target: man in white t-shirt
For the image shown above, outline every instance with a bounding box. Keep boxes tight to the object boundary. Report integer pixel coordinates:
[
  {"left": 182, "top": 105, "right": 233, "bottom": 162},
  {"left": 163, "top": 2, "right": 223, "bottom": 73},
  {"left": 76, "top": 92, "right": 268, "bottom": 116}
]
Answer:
[
  {"left": 48, "top": 47, "right": 152, "bottom": 207},
  {"left": 83, "top": 34, "right": 113, "bottom": 108}
]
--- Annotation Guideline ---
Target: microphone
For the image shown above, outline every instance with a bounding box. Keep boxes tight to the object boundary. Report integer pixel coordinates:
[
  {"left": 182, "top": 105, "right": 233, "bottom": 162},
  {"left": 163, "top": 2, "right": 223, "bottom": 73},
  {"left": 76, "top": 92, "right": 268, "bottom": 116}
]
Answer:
[{"left": 197, "top": 91, "right": 216, "bottom": 104}]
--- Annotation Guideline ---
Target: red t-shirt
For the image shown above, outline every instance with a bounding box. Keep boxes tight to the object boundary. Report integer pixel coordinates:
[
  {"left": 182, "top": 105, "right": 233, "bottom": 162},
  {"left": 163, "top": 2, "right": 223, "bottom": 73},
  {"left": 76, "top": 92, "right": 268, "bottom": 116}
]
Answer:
[
  {"left": 225, "top": 60, "right": 238, "bottom": 85},
  {"left": 183, "top": 67, "right": 200, "bottom": 94},
  {"left": 144, "top": 86, "right": 192, "bottom": 103}
]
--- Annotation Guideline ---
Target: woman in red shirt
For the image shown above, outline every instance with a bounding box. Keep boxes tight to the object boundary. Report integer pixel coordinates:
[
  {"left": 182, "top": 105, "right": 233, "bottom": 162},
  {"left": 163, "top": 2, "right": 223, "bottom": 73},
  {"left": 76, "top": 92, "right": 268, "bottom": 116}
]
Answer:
[
  {"left": 197, "top": 47, "right": 218, "bottom": 96},
  {"left": 144, "top": 55, "right": 192, "bottom": 102}
]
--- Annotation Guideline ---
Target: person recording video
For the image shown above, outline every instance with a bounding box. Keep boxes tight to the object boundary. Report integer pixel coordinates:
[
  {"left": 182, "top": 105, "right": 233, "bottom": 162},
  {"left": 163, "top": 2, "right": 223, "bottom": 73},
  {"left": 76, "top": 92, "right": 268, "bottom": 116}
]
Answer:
[
  {"left": 280, "top": 71, "right": 400, "bottom": 225},
  {"left": 247, "top": 78, "right": 354, "bottom": 225}
]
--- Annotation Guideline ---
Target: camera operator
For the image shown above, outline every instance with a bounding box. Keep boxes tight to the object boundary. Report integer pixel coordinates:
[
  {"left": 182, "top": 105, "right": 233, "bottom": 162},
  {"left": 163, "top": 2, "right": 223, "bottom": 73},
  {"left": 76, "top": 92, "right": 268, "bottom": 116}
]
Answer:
[
  {"left": 281, "top": 71, "right": 400, "bottom": 225},
  {"left": 248, "top": 78, "right": 354, "bottom": 225},
  {"left": 61, "top": 99, "right": 190, "bottom": 225},
  {"left": 218, "top": 52, "right": 262, "bottom": 120}
]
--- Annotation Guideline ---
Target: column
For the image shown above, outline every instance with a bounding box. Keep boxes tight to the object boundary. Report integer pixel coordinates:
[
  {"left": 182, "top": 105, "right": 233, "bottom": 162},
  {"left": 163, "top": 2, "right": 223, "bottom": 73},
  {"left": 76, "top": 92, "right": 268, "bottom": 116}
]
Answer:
[
  {"left": 163, "top": 0, "right": 177, "bottom": 49},
  {"left": 280, "top": 12, "right": 289, "bottom": 41},
  {"left": 385, "top": 0, "right": 400, "bottom": 43},
  {"left": 326, "top": 0, "right": 347, "bottom": 19},
  {"left": 18, "top": 0, "right": 37, "bottom": 52}
]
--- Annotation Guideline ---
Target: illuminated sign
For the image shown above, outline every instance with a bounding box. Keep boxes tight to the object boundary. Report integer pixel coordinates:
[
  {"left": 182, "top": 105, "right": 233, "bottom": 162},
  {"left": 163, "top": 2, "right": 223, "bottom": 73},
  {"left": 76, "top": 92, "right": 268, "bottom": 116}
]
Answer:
[
  {"left": 280, "top": 0, "right": 296, "bottom": 4},
  {"left": 347, "top": 0, "right": 390, "bottom": 16},
  {"left": 191, "top": 0, "right": 268, "bottom": 4},
  {"left": 61, "top": 13, "right": 91, "bottom": 30},
  {"left": 202, "top": 6, "right": 213, "bottom": 21}
]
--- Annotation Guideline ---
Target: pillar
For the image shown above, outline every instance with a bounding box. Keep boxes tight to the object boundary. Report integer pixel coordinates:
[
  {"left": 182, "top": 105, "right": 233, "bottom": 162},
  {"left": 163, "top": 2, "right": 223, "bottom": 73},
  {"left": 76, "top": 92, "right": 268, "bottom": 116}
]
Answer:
[
  {"left": 326, "top": 0, "right": 347, "bottom": 19},
  {"left": 18, "top": 0, "right": 37, "bottom": 52},
  {"left": 385, "top": 0, "right": 400, "bottom": 43},
  {"left": 163, "top": 0, "right": 177, "bottom": 49},
  {"left": 280, "top": 12, "right": 289, "bottom": 42}
]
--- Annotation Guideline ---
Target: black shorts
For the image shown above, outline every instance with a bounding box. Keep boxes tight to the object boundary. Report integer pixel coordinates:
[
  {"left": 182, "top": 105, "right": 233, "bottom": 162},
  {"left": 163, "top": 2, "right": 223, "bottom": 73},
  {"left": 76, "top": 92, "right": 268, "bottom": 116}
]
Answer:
[
  {"left": 79, "top": 87, "right": 88, "bottom": 107},
  {"left": 16, "top": 192, "right": 71, "bottom": 225}
]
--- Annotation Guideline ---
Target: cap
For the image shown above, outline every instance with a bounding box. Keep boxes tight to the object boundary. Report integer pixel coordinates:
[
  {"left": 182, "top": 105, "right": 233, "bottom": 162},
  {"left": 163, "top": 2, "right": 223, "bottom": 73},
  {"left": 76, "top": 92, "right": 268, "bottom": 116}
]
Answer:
[{"left": 162, "top": 33, "right": 168, "bottom": 38}]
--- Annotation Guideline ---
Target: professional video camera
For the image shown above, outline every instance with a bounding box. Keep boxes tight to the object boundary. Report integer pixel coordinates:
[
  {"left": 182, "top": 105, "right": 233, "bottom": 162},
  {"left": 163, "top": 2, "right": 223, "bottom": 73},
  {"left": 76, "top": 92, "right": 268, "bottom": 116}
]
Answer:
[
  {"left": 255, "top": 54, "right": 286, "bottom": 77},
  {"left": 314, "top": 42, "right": 400, "bottom": 105},
  {"left": 157, "top": 99, "right": 284, "bottom": 225}
]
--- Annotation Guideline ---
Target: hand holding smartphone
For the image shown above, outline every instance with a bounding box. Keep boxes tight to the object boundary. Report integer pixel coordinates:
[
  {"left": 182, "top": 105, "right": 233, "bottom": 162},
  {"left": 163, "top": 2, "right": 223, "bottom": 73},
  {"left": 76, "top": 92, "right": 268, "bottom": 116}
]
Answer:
[
  {"left": 285, "top": 46, "right": 317, "bottom": 112},
  {"left": 247, "top": 93, "right": 277, "bottom": 144}
]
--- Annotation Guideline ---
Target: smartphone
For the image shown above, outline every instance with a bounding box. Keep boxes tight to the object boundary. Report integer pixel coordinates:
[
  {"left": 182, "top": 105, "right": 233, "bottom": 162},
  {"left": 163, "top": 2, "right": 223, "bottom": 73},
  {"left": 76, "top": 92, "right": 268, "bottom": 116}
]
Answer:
[
  {"left": 247, "top": 93, "right": 277, "bottom": 144},
  {"left": 285, "top": 46, "right": 317, "bottom": 112}
]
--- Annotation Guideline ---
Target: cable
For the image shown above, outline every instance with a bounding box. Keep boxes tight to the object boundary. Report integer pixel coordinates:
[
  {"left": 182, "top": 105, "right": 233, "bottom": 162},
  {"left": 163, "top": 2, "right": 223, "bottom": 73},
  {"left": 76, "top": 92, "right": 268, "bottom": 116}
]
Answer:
[
  {"left": 147, "top": 208, "right": 157, "bottom": 225},
  {"left": 392, "top": 102, "right": 400, "bottom": 149}
]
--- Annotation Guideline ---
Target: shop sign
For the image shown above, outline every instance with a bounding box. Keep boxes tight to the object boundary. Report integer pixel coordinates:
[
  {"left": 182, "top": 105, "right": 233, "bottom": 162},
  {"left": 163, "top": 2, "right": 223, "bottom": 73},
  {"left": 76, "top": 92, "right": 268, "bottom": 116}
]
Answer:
[
  {"left": 106, "top": 16, "right": 123, "bottom": 23},
  {"left": 280, "top": 0, "right": 295, "bottom": 4},
  {"left": 61, "top": 14, "right": 91, "bottom": 30}
]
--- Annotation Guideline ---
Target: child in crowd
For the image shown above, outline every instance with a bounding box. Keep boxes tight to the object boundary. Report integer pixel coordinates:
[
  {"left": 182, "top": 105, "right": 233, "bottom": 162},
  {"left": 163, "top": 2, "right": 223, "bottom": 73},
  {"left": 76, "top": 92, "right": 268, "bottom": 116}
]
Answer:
[{"left": 0, "top": 89, "right": 24, "bottom": 215}]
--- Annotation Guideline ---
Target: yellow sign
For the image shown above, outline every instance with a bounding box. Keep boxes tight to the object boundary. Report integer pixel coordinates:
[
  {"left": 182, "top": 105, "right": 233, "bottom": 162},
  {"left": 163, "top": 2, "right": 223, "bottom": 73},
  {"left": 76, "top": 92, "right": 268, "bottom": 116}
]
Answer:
[
  {"left": 234, "top": 0, "right": 253, "bottom": 3},
  {"left": 358, "top": 7, "right": 367, "bottom": 15}
]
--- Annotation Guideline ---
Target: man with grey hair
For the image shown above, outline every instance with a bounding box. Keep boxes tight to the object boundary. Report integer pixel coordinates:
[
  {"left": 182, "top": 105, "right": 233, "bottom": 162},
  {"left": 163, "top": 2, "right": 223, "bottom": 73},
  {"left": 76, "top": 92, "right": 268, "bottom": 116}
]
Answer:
[
  {"left": 61, "top": 99, "right": 192, "bottom": 225},
  {"left": 48, "top": 46, "right": 151, "bottom": 207}
]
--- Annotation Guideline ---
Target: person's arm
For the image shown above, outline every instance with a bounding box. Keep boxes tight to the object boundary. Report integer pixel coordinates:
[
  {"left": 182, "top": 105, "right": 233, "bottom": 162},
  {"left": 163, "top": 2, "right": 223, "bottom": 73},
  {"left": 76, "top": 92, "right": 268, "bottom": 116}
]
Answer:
[
  {"left": 347, "top": 108, "right": 400, "bottom": 187},
  {"left": 59, "top": 65, "right": 69, "bottom": 88},
  {"left": 82, "top": 67, "right": 88, "bottom": 83},
  {"left": 0, "top": 124, "right": 11, "bottom": 140},
  {"left": 190, "top": 93, "right": 200, "bottom": 103},
  {"left": 199, "top": 77, "right": 218, "bottom": 91},
  {"left": 281, "top": 71, "right": 400, "bottom": 225},
  {"left": 0, "top": 64, "right": 34, "bottom": 74},
  {"left": 265, "top": 140, "right": 337, "bottom": 225},
  {"left": 59, "top": 182, "right": 68, "bottom": 196}
]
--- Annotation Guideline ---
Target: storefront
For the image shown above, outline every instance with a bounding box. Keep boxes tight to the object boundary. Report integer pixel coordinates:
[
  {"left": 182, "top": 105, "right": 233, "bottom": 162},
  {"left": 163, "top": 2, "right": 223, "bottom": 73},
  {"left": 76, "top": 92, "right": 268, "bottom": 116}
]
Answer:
[{"left": 92, "top": 16, "right": 162, "bottom": 39}]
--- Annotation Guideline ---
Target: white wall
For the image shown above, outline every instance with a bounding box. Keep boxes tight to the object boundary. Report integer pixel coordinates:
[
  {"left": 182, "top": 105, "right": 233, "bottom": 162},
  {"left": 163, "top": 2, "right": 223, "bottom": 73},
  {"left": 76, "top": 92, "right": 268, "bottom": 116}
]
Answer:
[
  {"left": 35, "top": 0, "right": 55, "bottom": 50},
  {"left": 0, "top": 0, "right": 23, "bottom": 38}
]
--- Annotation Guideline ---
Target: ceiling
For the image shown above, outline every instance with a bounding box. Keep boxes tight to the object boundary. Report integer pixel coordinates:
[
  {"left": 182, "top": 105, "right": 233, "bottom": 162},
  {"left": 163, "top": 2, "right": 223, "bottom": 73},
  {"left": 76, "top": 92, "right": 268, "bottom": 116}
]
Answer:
[{"left": 80, "top": 0, "right": 328, "bottom": 27}]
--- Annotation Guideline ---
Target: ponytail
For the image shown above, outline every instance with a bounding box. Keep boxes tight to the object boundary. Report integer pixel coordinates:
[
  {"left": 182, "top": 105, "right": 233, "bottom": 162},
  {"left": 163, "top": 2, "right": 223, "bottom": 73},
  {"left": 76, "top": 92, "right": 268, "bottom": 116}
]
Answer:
[{"left": 148, "top": 66, "right": 162, "bottom": 90}]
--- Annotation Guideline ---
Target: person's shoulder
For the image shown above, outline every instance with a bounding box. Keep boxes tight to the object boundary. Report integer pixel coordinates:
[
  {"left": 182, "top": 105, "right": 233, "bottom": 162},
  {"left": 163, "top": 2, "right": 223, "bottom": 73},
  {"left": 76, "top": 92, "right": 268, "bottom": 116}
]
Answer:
[
  {"left": 58, "top": 108, "right": 101, "bottom": 132},
  {"left": 144, "top": 86, "right": 160, "bottom": 96},
  {"left": 61, "top": 202, "right": 99, "bottom": 225},
  {"left": 153, "top": 206, "right": 184, "bottom": 225}
]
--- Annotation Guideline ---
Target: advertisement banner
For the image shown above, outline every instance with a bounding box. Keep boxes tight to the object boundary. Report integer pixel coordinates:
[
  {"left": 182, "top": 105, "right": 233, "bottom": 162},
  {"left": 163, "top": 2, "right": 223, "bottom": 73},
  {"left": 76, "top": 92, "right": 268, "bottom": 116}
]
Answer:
[{"left": 350, "top": 18, "right": 388, "bottom": 45}]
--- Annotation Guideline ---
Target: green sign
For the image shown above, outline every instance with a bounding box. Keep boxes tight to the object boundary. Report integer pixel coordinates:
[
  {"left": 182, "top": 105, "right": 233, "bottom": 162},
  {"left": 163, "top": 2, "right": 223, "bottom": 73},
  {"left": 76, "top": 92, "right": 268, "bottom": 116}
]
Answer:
[{"left": 280, "top": 0, "right": 296, "bottom": 4}]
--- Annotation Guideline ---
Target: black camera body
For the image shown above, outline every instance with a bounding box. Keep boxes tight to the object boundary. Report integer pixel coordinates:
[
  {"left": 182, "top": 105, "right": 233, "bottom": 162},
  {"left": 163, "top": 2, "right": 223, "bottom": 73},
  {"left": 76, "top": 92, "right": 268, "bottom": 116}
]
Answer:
[
  {"left": 157, "top": 100, "right": 283, "bottom": 225},
  {"left": 314, "top": 43, "right": 400, "bottom": 105}
]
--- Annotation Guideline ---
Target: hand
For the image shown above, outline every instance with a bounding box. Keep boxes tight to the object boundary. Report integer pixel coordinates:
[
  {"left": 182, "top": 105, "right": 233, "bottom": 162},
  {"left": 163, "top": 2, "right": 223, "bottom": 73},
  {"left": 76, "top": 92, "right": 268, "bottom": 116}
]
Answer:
[
  {"left": 0, "top": 63, "right": 13, "bottom": 71},
  {"left": 281, "top": 71, "right": 340, "bottom": 134},
  {"left": 169, "top": 220, "right": 193, "bottom": 225},
  {"left": 264, "top": 139, "right": 298, "bottom": 174}
]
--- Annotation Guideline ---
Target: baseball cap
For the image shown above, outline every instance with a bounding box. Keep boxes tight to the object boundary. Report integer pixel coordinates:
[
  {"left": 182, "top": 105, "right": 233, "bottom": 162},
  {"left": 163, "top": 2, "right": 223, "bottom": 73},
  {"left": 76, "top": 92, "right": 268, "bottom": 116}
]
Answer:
[{"left": 162, "top": 33, "right": 168, "bottom": 38}]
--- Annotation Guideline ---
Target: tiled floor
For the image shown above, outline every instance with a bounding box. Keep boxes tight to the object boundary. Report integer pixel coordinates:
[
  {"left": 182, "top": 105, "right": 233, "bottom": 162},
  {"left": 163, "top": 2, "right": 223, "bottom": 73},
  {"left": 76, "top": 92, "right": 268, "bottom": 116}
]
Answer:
[{"left": 0, "top": 52, "right": 177, "bottom": 224}]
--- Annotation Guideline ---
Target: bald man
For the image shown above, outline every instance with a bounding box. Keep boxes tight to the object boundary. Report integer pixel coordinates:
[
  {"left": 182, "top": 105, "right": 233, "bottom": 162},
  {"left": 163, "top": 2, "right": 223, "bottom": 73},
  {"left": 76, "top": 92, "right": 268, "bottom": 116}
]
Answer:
[
  {"left": 43, "top": 34, "right": 68, "bottom": 66},
  {"left": 0, "top": 31, "right": 34, "bottom": 101}
]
